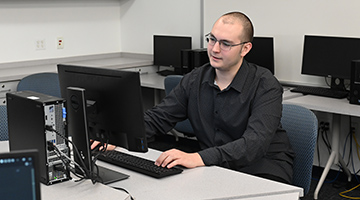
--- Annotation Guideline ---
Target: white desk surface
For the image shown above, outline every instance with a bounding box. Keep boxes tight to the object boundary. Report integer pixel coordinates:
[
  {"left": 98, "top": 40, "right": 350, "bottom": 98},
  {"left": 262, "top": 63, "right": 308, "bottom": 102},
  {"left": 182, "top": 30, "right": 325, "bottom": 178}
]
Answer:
[
  {"left": 102, "top": 147, "right": 303, "bottom": 200},
  {"left": 0, "top": 141, "right": 302, "bottom": 200},
  {"left": 140, "top": 72, "right": 166, "bottom": 90},
  {"left": 0, "top": 54, "right": 153, "bottom": 82},
  {"left": 283, "top": 91, "right": 360, "bottom": 117},
  {"left": 41, "top": 179, "right": 130, "bottom": 200}
]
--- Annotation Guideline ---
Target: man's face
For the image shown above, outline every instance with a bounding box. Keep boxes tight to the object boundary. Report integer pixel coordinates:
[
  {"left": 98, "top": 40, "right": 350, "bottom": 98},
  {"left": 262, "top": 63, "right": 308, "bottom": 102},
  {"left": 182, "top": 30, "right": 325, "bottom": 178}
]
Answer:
[{"left": 207, "top": 19, "right": 251, "bottom": 72}]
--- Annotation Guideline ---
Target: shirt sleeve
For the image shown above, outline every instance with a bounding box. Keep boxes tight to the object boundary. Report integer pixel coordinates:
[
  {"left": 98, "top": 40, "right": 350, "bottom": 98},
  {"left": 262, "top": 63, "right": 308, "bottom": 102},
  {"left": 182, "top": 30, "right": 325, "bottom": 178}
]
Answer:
[{"left": 143, "top": 77, "right": 189, "bottom": 138}]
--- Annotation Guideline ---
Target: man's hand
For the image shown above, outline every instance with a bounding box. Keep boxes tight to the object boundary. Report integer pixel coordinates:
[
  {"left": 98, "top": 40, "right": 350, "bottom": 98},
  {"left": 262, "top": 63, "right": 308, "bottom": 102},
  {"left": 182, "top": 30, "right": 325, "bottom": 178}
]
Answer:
[
  {"left": 155, "top": 149, "right": 205, "bottom": 169},
  {"left": 90, "top": 140, "right": 116, "bottom": 151}
]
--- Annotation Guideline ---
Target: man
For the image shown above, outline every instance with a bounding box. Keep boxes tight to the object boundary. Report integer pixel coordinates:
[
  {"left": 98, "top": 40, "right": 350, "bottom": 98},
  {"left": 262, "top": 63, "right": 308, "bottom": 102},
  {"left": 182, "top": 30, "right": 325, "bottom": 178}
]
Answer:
[{"left": 144, "top": 11, "right": 294, "bottom": 184}]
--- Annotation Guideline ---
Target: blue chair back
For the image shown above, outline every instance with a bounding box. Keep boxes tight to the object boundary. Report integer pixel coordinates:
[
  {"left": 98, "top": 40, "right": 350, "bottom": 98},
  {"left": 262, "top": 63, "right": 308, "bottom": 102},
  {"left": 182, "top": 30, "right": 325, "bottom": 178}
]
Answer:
[
  {"left": 164, "top": 75, "right": 194, "bottom": 136},
  {"left": 17, "top": 72, "right": 61, "bottom": 98},
  {"left": 0, "top": 105, "right": 8, "bottom": 141},
  {"left": 281, "top": 104, "right": 318, "bottom": 195}
]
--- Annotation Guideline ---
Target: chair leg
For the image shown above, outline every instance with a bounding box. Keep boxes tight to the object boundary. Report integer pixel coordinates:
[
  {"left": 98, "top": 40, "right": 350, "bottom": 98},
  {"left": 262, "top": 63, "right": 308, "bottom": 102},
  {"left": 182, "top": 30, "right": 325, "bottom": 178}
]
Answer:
[{"left": 169, "top": 129, "right": 179, "bottom": 142}]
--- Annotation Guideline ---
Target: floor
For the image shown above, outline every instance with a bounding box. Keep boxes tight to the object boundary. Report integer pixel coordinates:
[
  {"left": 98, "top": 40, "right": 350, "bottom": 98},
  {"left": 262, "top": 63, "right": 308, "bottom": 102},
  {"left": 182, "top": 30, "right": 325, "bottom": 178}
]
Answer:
[
  {"left": 302, "top": 167, "right": 360, "bottom": 200},
  {"left": 148, "top": 134, "right": 360, "bottom": 200}
]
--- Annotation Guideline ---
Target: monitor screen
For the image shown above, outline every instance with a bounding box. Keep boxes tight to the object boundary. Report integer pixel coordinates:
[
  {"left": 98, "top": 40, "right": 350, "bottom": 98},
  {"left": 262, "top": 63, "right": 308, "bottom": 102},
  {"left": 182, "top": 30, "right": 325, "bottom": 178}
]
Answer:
[
  {"left": 245, "top": 36, "right": 275, "bottom": 74},
  {"left": 0, "top": 150, "right": 41, "bottom": 200},
  {"left": 302, "top": 35, "right": 360, "bottom": 85},
  {"left": 153, "top": 35, "right": 192, "bottom": 68},
  {"left": 57, "top": 64, "right": 147, "bottom": 153}
]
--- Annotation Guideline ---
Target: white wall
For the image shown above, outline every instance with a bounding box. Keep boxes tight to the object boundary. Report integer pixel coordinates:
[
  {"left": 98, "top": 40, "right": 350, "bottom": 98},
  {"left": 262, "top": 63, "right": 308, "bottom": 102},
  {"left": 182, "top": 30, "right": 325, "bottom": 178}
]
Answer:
[
  {"left": 0, "top": 0, "right": 121, "bottom": 63},
  {"left": 119, "top": 0, "right": 201, "bottom": 54},
  {"left": 204, "top": 0, "right": 360, "bottom": 87}
]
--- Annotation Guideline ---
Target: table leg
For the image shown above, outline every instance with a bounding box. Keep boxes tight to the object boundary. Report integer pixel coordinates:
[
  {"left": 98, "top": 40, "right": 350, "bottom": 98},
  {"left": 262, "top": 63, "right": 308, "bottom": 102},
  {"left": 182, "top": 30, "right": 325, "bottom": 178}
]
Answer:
[{"left": 313, "top": 114, "right": 352, "bottom": 199}]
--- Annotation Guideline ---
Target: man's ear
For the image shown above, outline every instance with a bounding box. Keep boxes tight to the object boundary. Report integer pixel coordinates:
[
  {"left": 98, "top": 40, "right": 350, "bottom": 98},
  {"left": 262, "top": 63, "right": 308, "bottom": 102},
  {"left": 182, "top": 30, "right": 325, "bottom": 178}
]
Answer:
[{"left": 240, "top": 42, "right": 252, "bottom": 57}]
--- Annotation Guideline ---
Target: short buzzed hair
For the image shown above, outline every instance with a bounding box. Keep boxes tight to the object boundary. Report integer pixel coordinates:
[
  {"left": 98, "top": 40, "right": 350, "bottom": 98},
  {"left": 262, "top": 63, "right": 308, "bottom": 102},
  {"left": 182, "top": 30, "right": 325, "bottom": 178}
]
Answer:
[{"left": 221, "top": 11, "right": 254, "bottom": 43}]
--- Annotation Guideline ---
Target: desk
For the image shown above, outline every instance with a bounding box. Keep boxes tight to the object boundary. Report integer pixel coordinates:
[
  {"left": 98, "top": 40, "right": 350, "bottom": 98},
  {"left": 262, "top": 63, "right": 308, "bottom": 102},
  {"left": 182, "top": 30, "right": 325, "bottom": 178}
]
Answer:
[
  {"left": 283, "top": 92, "right": 360, "bottom": 199},
  {"left": 0, "top": 141, "right": 303, "bottom": 200},
  {"left": 140, "top": 72, "right": 165, "bottom": 90},
  {"left": 102, "top": 147, "right": 303, "bottom": 200}
]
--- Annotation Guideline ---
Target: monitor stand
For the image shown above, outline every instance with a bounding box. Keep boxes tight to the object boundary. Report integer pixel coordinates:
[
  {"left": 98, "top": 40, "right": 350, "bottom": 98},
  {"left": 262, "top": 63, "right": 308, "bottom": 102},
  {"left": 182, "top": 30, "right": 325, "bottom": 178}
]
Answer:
[
  {"left": 66, "top": 86, "right": 129, "bottom": 184},
  {"left": 94, "top": 165, "right": 129, "bottom": 185}
]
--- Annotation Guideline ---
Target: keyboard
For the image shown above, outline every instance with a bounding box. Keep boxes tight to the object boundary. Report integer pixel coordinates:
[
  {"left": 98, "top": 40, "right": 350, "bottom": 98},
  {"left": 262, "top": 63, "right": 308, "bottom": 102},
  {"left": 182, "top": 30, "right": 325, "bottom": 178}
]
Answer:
[
  {"left": 156, "top": 70, "right": 177, "bottom": 76},
  {"left": 96, "top": 150, "right": 183, "bottom": 178},
  {"left": 290, "top": 86, "right": 349, "bottom": 99}
]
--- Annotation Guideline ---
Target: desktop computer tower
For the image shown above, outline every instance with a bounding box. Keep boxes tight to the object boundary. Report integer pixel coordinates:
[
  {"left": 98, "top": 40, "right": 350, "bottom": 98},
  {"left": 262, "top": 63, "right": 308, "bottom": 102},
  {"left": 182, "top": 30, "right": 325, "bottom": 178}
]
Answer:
[
  {"left": 181, "top": 48, "right": 209, "bottom": 74},
  {"left": 6, "top": 90, "right": 70, "bottom": 185},
  {"left": 192, "top": 48, "right": 209, "bottom": 68},
  {"left": 350, "top": 60, "right": 360, "bottom": 105},
  {"left": 181, "top": 49, "right": 194, "bottom": 74}
]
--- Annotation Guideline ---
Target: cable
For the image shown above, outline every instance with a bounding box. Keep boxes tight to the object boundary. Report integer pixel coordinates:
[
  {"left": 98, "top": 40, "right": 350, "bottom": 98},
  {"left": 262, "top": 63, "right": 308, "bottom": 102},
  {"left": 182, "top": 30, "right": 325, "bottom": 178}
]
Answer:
[
  {"left": 317, "top": 126, "right": 322, "bottom": 166},
  {"left": 339, "top": 184, "right": 360, "bottom": 199},
  {"left": 45, "top": 125, "right": 103, "bottom": 184},
  {"left": 48, "top": 141, "right": 86, "bottom": 180},
  {"left": 111, "top": 187, "right": 135, "bottom": 200}
]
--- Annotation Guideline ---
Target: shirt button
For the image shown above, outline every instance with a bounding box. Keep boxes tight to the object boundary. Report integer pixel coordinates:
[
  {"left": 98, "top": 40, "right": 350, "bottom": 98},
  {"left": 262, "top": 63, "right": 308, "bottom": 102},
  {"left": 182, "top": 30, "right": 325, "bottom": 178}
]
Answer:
[{"left": 215, "top": 110, "right": 218, "bottom": 114}]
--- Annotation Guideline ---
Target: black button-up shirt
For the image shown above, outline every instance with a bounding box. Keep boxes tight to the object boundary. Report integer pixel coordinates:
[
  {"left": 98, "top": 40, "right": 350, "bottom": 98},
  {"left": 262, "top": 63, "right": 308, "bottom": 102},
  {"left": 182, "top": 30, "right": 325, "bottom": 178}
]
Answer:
[{"left": 144, "top": 60, "right": 294, "bottom": 183}]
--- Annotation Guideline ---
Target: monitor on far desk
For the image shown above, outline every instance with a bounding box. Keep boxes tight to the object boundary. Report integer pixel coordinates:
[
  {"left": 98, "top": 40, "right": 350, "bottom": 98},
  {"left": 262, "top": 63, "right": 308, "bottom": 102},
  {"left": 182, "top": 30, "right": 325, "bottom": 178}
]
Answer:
[
  {"left": 153, "top": 35, "right": 192, "bottom": 76},
  {"left": 57, "top": 64, "right": 148, "bottom": 184},
  {"left": 245, "top": 36, "right": 275, "bottom": 75},
  {"left": 301, "top": 35, "right": 360, "bottom": 91}
]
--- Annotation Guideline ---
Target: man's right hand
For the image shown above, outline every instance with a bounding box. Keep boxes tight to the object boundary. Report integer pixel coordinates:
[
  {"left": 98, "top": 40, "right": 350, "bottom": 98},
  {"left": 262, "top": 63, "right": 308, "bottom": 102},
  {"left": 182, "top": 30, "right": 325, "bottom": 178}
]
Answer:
[{"left": 90, "top": 140, "right": 116, "bottom": 151}]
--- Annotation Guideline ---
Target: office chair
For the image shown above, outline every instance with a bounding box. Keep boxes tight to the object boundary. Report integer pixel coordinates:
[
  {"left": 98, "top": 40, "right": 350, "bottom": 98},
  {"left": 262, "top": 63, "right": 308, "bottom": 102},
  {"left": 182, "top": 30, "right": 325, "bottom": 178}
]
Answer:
[
  {"left": 164, "top": 75, "right": 195, "bottom": 138},
  {"left": 281, "top": 103, "right": 318, "bottom": 195},
  {"left": 17, "top": 72, "right": 61, "bottom": 98},
  {"left": 0, "top": 105, "right": 8, "bottom": 141}
]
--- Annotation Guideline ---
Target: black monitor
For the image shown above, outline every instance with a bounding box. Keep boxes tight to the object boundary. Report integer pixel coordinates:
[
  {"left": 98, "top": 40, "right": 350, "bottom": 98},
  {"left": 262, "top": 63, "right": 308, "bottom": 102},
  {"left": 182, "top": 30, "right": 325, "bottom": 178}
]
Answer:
[
  {"left": 245, "top": 36, "right": 275, "bottom": 74},
  {"left": 0, "top": 150, "right": 41, "bottom": 200},
  {"left": 302, "top": 35, "right": 360, "bottom": 90},
  {"left": 154, "top": 35, "right": 192, "bottom": 75},
  {"left": 57, "top": 64, "right": 147, "bottom": 183}
]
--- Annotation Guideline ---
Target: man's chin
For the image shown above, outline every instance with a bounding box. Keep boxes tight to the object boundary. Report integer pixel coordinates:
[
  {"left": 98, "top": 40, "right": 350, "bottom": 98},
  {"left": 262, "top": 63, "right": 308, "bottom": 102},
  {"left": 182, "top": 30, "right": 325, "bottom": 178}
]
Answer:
[{"left": 210, "top": 60, "right": 222, "bottom": 69}]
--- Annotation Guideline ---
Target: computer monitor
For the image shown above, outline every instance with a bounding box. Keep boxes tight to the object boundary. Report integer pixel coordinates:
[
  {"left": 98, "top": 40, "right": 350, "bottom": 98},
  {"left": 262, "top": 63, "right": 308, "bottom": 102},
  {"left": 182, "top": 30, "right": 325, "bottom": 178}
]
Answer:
[
  {"left": 57, "top": 64, "right": 147, "bottom": 183},
  {"left": 154, "top": 35, "right": 192, "bottom": 75},
  {"left": 0, "top": 149, "right": 41, "bottom": 200},
  {"left": 302, "top": 35, "right": 360, "bottom": 90},
  {"left": 245, "top": 36, "right": 275, "bottom": 74}
]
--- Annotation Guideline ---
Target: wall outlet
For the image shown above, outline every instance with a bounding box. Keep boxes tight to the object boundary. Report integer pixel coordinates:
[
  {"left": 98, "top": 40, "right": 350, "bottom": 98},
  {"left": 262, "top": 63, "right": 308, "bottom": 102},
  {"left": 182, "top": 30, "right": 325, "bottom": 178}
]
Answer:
[
  {"left": 57, "top": 37, "right": 64, "bottom": 49},
  {"left": 319, "top": 121, "right": 330, "bottom": 131},
  {"left": 35, "top": 39, "right": 46, "bottom": 50}
]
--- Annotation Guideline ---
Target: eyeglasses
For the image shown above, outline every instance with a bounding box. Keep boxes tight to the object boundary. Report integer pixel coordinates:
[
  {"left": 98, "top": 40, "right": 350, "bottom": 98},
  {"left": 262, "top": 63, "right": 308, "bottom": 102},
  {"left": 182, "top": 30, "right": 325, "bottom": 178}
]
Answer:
[{"left": 205, "top": 33, "right": 249, "bottom": 51}]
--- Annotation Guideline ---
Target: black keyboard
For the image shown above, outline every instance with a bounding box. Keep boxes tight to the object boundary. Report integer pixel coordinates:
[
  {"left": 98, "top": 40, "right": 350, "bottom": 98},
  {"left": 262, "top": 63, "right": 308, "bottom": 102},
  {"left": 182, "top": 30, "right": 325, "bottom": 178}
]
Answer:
[
  {"left": 290, "top": 86, "right": 349, "bottom": 99},
  {"left": 96, "top": 150, "right": 183, "bottom": 178},
  {"left": 156, "top": 70, "right": 177, "bottom": 76}
]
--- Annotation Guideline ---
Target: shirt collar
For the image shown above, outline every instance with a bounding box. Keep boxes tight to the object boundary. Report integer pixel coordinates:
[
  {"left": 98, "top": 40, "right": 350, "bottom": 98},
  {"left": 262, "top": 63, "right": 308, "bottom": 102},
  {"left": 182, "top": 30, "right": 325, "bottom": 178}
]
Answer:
[
  {"left": 231, "top": 60, "right": 249, "bottom": 93},
  {"left": 202, "top": 60, "right": 249, "bottom": 93}
]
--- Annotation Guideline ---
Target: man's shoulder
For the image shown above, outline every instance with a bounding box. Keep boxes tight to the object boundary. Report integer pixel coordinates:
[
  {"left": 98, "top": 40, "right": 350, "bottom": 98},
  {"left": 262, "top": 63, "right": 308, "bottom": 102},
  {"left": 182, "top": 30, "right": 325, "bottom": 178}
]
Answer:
[
  {"left": 245, "top": 61, "right": 273, "bottom": 77},
  {"left": 183, "top": 63, "right": 212, "bottom": 80}
]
